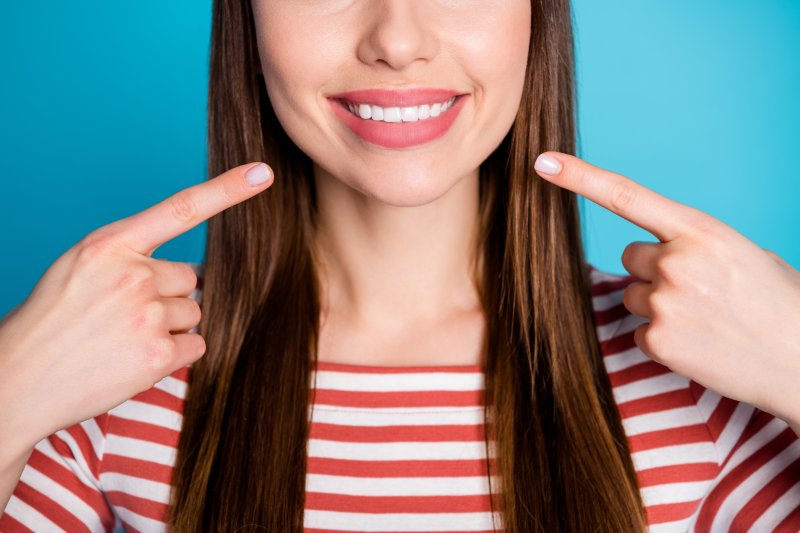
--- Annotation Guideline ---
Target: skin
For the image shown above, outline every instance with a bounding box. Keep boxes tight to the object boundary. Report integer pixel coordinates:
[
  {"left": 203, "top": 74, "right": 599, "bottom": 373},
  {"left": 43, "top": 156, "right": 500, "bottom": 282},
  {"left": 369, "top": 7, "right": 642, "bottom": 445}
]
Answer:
[
  {"left": 2, "top": 0, "right": 798, "bottom": 517},
  {"left": 0, "top": 0, "right": 534, "bottom": 512},
  {"left": 251, "top": 0, "right": 531, "bottom": 366},
  {"left": 253, "top": 0, "right": 800, "bottom": 430},
  {"left": 534, "top": 152, "right": 800, "bottom": 433},
  {"left": 0, "top": 163, "right": 275, "bottom": 512}
]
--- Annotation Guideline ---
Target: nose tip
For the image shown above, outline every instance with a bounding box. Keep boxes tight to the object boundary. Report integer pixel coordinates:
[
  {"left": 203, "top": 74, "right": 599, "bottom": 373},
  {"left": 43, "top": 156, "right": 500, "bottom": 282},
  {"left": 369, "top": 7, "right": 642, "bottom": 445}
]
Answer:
[{"left": 357, "top": 2, "right": 439, "bottom": 71}]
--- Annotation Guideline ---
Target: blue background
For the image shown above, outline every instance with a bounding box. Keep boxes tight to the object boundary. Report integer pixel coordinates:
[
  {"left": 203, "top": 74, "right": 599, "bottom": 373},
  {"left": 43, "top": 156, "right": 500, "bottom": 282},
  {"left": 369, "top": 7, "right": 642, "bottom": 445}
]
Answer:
[{"left": 1, "top": 1, "right": 798, "bottom": 317}]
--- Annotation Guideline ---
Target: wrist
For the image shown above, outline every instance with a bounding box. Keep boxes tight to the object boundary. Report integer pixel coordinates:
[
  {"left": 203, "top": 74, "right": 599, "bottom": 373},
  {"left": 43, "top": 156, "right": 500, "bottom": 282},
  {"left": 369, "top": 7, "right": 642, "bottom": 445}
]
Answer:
[
  {"left": 0, "top": 397, "right": 45, "bottom": 463},
  {"left": 0, "top": 332, "right": 46, "bottom": 458},
  {"left": 0, "top": 444, "right": 33, "bottom": 476},
  {"left": 764, "top": 335, "right": 800, "bottom": 434}
]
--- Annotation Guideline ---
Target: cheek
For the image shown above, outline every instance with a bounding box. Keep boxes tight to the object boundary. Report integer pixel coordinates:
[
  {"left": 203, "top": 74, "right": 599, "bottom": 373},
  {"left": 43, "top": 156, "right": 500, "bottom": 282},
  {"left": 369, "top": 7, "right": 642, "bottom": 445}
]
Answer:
[
  {"left": 254, "top": 10, "right": 339, "bottom": 135},
  {"left": 249, "top": 1, "right": 532, "bottom": 207},
  {"left": 458, "top": 6, "right": 531, "bottom": 109},
  {"left": 450, "top": 4, "right": 531, "bottom": 158}
]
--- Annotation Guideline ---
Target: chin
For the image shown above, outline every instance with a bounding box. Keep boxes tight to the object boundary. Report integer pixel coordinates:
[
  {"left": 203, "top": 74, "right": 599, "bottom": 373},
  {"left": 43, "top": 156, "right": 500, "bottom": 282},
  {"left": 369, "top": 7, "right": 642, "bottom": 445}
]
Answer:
[
  {"left": 310, "top": 153, "right": 470, "bottom": 207},
  {"left": 343, "top": 169, "right": 465, "bottom": 208}
]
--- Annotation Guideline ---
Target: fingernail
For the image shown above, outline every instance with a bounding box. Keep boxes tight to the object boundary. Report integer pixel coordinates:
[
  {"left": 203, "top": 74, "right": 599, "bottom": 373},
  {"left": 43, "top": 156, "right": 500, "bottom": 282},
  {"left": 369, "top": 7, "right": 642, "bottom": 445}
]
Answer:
[
  {"left": 245, "top": 163, "right": 272, "bottom": 187},
  {"left": 534, "top": 153, "right": 562, "bottom": 175}
]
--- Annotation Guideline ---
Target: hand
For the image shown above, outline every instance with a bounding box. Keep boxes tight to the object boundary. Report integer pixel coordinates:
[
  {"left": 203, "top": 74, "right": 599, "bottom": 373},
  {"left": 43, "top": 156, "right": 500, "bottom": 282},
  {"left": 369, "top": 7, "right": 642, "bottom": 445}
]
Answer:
[
  {"left": 0, "top": 162, "right": 274, "bottom": 456},
  {"left": 534, "top": 152, "right": 800, "bottom": 427}
]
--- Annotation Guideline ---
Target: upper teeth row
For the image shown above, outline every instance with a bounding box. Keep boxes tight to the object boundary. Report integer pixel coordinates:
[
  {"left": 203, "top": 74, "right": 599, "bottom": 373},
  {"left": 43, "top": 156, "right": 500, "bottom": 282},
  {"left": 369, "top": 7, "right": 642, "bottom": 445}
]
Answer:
[{"left": 345, "top": 97, "right": 457, "bottom": 123}]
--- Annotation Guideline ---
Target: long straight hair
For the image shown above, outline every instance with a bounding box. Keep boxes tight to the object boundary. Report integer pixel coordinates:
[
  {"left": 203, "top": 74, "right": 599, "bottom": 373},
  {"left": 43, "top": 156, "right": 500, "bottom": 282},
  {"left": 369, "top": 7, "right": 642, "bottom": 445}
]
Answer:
[{"left": 168, "top": 0, "right": 648, "bottom": 530}]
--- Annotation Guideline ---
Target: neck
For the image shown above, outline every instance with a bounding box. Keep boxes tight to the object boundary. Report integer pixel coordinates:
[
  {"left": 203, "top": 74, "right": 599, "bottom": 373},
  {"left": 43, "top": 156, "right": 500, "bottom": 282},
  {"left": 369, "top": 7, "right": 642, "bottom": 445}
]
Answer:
[{"left": 312, "top": 167, "right": 483, "bottom": 327}]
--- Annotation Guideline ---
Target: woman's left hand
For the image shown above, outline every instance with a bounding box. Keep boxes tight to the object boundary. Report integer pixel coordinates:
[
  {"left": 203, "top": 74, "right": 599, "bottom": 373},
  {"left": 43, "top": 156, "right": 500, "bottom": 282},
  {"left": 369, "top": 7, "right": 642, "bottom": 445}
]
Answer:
[{"left": 533, "top": 151, "right": 800, "bottom": 429}]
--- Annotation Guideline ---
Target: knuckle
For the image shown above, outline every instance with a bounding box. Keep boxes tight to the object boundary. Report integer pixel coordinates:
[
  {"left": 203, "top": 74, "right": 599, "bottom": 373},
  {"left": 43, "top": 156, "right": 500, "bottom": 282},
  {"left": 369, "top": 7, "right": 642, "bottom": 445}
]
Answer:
[
  {"left": 220, "top": 179, "right": 241, "bottom": 205},
  {"left": 689, "top": 212, "right": 723, "bottom": 240},
  {"left": 622, "top": 282, "right": 637, "bottom": 308},
  {"left": 647, "top": 320, "right": 675, "bottom": 362},
  {"left": 654, "top": 253, "right": 682, "bottom": 283},
  {"left": 168, "top": 189, "right": 199, "bottom": 224},
  {"left": 763, "top": 248, "right": 782, "bottom": 262},
  {"left": 642, "top": 333, "right": 659, "bottom": 360},
  {"left": 181, "top": 262, "right": 199, "bottom": 287},
  {"left": 75, "top": 233, "right": 115, "bottom": 265},
  {"left": 610, "top": 180, "right": 637, "bottom": 215},
  {"left": 116, "top": 263, "right": 156, "bottom": 292},
  {"left": 636, "top": 322, "right": 660, "bottom": 358},
  {"left": 176, "top": 333, "right": 207, "bottom": 363},
  {"left": 142, "top": 337, "right": 176, "bottom": 371},
  {"left": 633, "top": 323, "right": 650, "bottom": 351},
  {"left": 621, "top": 242, "right": 638, "bottom": 268},
  {"left": 648, "top": 290, "right": 667, "bottom": 316},
  {"left": 145, "top": 300, "right": 166, "bottom": 325},
  {"left": 134, "top": 300, "right": 166, "bottom": 330},
  {"left": 188, "top": 298, "right": 202, "bottom": 325},
  {"left": 193, "top": 334, "right": 207, "bottom": 357}
]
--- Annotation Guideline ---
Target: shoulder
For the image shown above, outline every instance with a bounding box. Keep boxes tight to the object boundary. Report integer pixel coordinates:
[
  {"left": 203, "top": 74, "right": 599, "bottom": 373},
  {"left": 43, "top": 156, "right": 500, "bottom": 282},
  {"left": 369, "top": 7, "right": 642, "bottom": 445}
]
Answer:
[
  {"left": 585, "top": 263, "right": 768, "bottom": 464},
  {"left": 586, "top": 263, "right": 800, "bottom": 531}
]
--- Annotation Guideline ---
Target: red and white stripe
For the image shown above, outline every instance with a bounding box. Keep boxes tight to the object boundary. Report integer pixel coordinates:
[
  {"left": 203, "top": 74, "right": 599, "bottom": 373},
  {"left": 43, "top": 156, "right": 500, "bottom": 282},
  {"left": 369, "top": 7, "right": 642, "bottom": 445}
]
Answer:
[
  {"left": 305, "top": 361, "right": 500, "bottom": 532},
  {"left": 1, "top": 264, "right": 798, "bottom": 532}
]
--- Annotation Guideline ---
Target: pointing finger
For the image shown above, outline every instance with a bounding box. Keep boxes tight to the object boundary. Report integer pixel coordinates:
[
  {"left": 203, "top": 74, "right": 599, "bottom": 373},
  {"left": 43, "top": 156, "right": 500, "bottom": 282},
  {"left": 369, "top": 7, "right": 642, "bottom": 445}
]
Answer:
[
  {"left": 111, "top": 162, "right": 273, "bottom": 256},
  {"left": 534, "top": 152, "right": 714, "bottom": 243}
]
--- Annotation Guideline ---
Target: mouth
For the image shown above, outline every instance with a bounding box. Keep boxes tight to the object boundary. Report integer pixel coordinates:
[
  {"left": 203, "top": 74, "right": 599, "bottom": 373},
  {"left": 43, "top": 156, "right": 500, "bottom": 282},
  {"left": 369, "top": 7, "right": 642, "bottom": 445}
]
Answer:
[
  {"left": 327, "top": 91, "right": 469, "bottom": 149},
  {"left": 331, "top": 95, "right": 464, "bottom": 123}
]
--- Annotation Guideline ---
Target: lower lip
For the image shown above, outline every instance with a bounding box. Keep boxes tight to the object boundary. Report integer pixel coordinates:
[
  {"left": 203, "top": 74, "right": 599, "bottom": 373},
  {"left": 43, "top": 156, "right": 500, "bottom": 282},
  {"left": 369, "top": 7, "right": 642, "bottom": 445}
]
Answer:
[{"left": 328, "top": 96, "right": 468, "bottom": 149}]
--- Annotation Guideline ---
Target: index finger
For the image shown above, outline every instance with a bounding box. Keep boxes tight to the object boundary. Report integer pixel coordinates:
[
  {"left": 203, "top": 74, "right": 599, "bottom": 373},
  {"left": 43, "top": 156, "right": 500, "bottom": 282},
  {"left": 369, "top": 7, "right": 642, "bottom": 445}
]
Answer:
[
  {"left": 533, "top": 152, "right": 709, "bottom": 242},
  {"left": 112, "top": 162, "right": 273, "bottom": 256}
]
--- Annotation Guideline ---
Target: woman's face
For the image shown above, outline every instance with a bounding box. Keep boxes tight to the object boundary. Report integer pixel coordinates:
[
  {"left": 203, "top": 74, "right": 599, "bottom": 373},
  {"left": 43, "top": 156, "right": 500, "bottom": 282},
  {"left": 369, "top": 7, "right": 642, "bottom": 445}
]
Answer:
[{"left": 251, "top": 1, "right": 531, "bottom": 207}]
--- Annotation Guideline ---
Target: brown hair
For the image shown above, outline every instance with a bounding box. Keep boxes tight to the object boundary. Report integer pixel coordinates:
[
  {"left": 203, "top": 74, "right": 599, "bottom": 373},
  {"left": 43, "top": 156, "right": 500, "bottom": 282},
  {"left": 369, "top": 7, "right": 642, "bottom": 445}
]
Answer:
[{"left": 168, "top": 0, "right": 648, "bottom": 530}]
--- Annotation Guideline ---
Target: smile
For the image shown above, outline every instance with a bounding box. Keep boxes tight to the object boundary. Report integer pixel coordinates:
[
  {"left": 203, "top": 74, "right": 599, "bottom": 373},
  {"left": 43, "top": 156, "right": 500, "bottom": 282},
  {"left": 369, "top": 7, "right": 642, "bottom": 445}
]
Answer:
[
  {"left": 337, "top": 96, "right": 458, "bottom": 123},
  {"left": 327, "top": 91, "right": 468, "bottom": 149}
]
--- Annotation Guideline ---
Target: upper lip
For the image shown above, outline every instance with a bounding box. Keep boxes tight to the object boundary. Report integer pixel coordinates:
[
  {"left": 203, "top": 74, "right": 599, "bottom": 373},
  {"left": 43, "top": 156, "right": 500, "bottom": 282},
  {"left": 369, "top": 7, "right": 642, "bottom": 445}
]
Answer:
[{"left": 328, "top": 88, "right": 465, "bottom": 108}]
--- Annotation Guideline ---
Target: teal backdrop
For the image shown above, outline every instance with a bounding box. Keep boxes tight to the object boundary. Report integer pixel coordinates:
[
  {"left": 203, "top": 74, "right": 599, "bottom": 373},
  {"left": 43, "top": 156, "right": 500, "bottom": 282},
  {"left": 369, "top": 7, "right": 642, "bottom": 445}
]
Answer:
[{"left": 1, "top": 1, "right": 798, "bottom": 317}]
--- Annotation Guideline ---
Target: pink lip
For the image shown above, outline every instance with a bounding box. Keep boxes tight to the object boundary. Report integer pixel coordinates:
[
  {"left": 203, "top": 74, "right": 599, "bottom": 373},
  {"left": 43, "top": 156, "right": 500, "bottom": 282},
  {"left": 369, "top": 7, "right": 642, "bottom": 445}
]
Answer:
[
  {"left": 328, "top": 88, "right": 464, "bottom": 107},
  {"left": 327, "top": 89, "right": 468, "bottom": 149}
]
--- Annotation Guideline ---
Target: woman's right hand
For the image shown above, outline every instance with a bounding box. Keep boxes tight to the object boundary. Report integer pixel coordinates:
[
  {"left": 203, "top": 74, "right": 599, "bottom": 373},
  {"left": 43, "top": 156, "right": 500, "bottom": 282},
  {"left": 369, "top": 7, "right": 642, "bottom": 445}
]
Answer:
[{"left": 0, "top": 162, "right": 273, "bottom": 458}]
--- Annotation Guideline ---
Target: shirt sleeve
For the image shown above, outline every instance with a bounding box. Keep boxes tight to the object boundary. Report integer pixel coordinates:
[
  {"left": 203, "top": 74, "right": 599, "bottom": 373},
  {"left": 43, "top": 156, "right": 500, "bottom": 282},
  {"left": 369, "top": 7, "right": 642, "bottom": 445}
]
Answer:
[
  {"left": 0, "top": 415, "right": 117, "bottom": 532},
  {"left": 688, "top": 381, "right": 800, "bottom": 531}
]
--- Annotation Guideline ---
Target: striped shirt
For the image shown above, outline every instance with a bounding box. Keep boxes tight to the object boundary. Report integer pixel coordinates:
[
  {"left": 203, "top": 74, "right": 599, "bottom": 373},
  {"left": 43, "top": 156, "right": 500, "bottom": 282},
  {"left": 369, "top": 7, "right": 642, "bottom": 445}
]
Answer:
[{"left": 1, "top": 264, "right": 799, "bottom": 532}]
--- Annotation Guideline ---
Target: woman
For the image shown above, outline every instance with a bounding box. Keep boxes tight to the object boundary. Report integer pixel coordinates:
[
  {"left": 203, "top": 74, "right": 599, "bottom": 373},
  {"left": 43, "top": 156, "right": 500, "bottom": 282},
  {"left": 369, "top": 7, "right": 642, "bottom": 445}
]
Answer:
[{"left": 1, "top": 0, "right": 799, "bottom": 531}]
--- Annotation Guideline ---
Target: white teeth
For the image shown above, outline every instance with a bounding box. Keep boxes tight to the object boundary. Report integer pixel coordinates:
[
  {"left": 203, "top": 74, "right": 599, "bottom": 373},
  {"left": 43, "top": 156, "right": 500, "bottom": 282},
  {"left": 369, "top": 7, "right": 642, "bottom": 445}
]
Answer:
[
  {"left": 418, "top": 104, "right": 430, "bottom": 119},
  {"left": 401, "top": 106, "right": 418, "bottom": 122},
  {"left": 384, "top": 107, "right": 402, "bottom": 123},
  {"left": 345, "top": 97, "right": 457, "bottom": 122}
]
